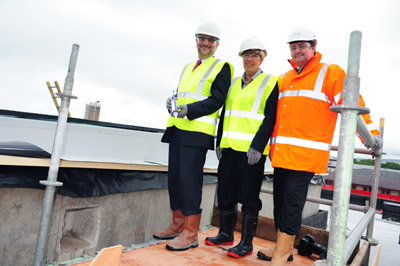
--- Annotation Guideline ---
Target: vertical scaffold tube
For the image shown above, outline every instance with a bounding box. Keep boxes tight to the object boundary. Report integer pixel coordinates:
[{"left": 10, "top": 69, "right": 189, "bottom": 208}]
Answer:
[
  {"left": 33, "top": 44, "right": 79, "bottom": 266},
  {"left": 326, "top": 31, "right": 362, "bottom": 266}
]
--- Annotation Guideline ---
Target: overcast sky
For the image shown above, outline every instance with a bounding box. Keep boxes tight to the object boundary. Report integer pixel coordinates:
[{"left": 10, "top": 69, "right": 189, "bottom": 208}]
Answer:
[{"left": 1, "top": 0, "right": 399, "bottom": 158}]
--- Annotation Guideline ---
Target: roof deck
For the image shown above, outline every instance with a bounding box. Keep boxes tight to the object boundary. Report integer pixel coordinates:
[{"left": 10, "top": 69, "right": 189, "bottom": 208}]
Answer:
[{"left": 71, "top": 228, "right": 315, "bottom": 266}]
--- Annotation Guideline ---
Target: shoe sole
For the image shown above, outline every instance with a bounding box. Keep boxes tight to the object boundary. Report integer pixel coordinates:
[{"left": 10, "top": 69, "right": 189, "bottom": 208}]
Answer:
[
  {"left": 227, "top": 250, "right": 253, "bottom": 258},
  {"left": 166, "top": 241, "right": 199, "bottom": 251},
  {"left": 205, "top": 239, "right": 234, "bottom": 246},
  {"left": 256, "top": 251, "right": 294, "bottom": 261},
  {"left": 153, "top": 233, "right": 179, "bottom": 240}
]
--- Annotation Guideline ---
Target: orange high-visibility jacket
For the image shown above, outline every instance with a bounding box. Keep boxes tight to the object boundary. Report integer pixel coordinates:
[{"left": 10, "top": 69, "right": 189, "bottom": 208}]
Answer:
[{"left": 270, "top": 52, "right": 379, "bottom": 173}]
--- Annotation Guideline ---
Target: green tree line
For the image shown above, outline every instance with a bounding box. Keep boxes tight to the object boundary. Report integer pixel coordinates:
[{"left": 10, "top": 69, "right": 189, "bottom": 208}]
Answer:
[{"left": 353, "top": 159, "right": 400, "bottom": 170}]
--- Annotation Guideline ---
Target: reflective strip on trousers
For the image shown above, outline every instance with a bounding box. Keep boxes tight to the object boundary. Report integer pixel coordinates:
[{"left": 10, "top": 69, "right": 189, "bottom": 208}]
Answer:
[{"left": 271, "top": 136, "right": 331, "bottom": 151}]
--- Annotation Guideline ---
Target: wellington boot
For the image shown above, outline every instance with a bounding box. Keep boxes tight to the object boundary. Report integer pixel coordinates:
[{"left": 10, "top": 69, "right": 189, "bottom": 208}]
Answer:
[
  {"left": 227, "top": 215, "right": 257, "bottom": 258},
  {"left": 271, "top": 230, "right": 296, "bottom": 266},
  {"left": 153, "top": 209, "right": 185, "bottom": 240},
  {"left": 166, "top": 214, "right": 201, "bottom": 251},
  {"left": 205, "top": 209, "right": 237, "bottom": 246},
  {"left": 257, "top": 245, "right": 293, "bottom": 261}
]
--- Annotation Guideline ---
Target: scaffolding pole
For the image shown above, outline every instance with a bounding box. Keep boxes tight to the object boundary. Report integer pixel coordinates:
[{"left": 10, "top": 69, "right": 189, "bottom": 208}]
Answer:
[
  {"left": 363, "top": 118, "right": 385, "bottom": 265},
  {"left": 324, "top": 31, "right": 370, "bottom": 266},
  {"left": 33, "top": 44, "right": 79, "bottom": 266}
]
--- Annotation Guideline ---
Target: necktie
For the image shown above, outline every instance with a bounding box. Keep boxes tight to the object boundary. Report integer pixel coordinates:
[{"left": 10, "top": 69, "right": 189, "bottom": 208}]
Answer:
[{"left": 193, "top": 59, "right": 202, "bottom": 71}]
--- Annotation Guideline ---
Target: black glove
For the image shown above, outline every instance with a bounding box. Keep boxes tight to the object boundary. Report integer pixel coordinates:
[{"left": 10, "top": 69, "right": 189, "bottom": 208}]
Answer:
[
  {"left": 216, "top": 146, "right": 222, "bottom": 161},
  {"left": 247, "top": 147, "right": 261, "bottom": 165}
]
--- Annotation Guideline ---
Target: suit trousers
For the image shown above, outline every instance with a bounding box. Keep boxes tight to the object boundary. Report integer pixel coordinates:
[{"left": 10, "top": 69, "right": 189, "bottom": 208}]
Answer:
[
  {"left": 273, "top": 167, "right": 314, "bottom": 235},
  {"left": 217, "top": 148, "right": 266, "bottom": 217},
  {"left": 167, "top": 128, "right": 207, "bottom": 216}
]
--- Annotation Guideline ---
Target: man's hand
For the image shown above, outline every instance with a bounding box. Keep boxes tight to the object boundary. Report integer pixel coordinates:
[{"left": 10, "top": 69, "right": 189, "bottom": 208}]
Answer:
[
  {"left": 177, "top": 105, "right": 188, "bottom": 118},
  {"left": 247, "top": 147, "right": 261, "bottom": 165},
  {"left": 166, "top": 97, "right": 172, "bottom": 112},
  {"left": 216, "top": 146, "right": 222, "bottom": 161}
]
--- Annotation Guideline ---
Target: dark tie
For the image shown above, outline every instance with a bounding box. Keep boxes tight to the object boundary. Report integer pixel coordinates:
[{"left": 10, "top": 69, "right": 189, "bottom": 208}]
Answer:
[{"left": 193, "top": 59, "right": 202, "bottom": 71}]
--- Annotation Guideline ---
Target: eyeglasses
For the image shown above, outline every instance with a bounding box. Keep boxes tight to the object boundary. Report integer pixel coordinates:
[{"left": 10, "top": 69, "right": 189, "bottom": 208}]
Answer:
[
  {"left": 289, "top": 43, "right": 311, "bottom": 51},
  {"left": 243, "top": 53, "right": 261, "bottom": 59},
  {"left": 196, "top": 36, "right": 218, "bottom": 44}
]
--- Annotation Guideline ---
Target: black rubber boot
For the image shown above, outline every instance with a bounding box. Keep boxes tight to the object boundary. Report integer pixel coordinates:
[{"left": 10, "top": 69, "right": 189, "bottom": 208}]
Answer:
[
  {"left": 205, "top": 209, "right": 237, "bottom": 246},
  {"left": 227, "top": 215, "right": 257, "bottom": 258}
]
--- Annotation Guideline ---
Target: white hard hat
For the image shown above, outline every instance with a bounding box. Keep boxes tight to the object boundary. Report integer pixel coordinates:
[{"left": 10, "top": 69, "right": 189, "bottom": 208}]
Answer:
[
  {"left": 238, "top": 37, "right": 267, "bottom": 57},
  {"left": 195, "top": 22, "right": 221, "bottom": 40},
  {"left": 287, "top": 26, "right": 316, "bottom": 43}
]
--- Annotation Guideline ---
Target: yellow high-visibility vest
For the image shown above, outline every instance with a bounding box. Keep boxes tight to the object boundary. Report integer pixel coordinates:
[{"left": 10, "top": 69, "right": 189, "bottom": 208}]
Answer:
[
  {"left": 167, "top": 57, "right": 233, "bottom": 136},
  {"left": 220, "top": 72, "right": 280, "bottom": 154}
]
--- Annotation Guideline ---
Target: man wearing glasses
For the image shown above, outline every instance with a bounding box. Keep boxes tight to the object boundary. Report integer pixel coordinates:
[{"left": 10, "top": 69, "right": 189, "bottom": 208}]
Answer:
[
  {"left": 257, "top": 27, "right": 381, "bottom": 265},
  {"left": 205, "top": 37, "right": 279, "bottom": 259},
  {"left": 153, "top": 22, "right": 233, "bottom": 252}
]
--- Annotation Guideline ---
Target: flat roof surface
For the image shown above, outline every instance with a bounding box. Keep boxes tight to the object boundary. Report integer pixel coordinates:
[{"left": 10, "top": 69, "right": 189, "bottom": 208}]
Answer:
[{"left": 71, "top": 228, "right": 314, "bottom": 266}]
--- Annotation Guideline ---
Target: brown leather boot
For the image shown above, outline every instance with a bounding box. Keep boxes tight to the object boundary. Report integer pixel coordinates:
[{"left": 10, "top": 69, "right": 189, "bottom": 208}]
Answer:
[
  {"left": 271, "top": 230, "right": 296, "bottom": 266},
  {"left": 257, "top": 245, "right": 294, "bottom": 261},
  {"left": 166, "top": 214, "right": 201, "bottom": 251},
  {"left": 153, "top": 210, "right": 185, "bottom": 240}
]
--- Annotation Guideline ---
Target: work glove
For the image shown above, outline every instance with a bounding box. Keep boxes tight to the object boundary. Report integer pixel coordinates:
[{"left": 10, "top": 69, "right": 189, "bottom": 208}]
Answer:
[
  {"left": 177, "top": 105, "right": 188, "bottom": 118},
  {"left": 247, "top": 147, "right": 261, "bottom": 165},
  {"left": 166, "top": 97, "right": 172, "bottom": 113},
  {"left": 216, "top": 146, "right": 222, "bottom": 161}
]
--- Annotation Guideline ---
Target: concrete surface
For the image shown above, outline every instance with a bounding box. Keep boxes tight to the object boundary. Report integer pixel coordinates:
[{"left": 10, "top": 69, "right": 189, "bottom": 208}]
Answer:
[{"left": 0, "top": 180, "right": 322, "bottom": 266}]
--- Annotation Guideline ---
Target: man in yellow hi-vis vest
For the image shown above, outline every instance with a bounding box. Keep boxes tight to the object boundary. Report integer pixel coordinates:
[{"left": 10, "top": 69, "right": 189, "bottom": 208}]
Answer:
[
  {"left": 205, "top": 37, "right": 279, "bottom": 258},
  {"left": 153, "top": 22, "right": 233, "bottom": 252}
]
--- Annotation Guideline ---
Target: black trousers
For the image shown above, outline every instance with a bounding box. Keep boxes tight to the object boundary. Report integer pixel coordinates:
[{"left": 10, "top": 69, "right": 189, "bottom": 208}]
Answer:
[
  {"left": 167, "top": 129, "right": 207, "bottom": 216},
  {"left": 217, "top": 148, "right": 266, "bottom": 217},
  {"left": 273, "top": 167, "right": 314, "bottom": 235}
]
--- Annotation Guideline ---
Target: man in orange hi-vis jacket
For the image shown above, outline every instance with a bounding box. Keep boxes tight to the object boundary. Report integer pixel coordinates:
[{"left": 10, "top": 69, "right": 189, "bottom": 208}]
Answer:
[{"left": 256, "top": 27, "right": 382, "bottom": 265}]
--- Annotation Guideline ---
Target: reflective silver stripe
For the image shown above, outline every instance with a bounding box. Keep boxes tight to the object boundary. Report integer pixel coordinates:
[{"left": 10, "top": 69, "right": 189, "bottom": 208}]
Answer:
[
  {"left": 222, "top": 131, "right": 255, "bottom": 141},
  {"left": 271, "top": 136, "right": 331, "bottom": 151},
  {"left": 225, "top": 110, "right": 264, "bottom": 121},
  {"left": 280, "top": 64, "right": 332, "bottom": 104},
  {"left": 225, "top": 74, "right": 271, "bottom": 121},
  {"left": 178, "top": 91, "right": 207, "bottom": 101},
  {"left": 252, "top": 74, "right": 272, "bottom": 113},
  {"left": 228, "top": 77, "right": 240, "bottom": 95},
  {"left": 196, "top": 59, "right": 221, "bottom": 94},
  {"left": 178, "top": 63, "right": 191, "bottom": 84},
  {"left": 314, "top": 64, "right": 330, "bottom": 92},
  {"left": 334, "top": 91, "right": 342, "bottom": 104},
  {"left": 367, "top": 122, "right": 377, "bottom": 131},
  {"left": 178, "top": 59, "right": 222, "bottom": 101},
  {"left": 279, "top": 90, "right": 330, "bottom": 103},
  {"left": 182, "top": 115, "right": 217, "bottom": 126}
]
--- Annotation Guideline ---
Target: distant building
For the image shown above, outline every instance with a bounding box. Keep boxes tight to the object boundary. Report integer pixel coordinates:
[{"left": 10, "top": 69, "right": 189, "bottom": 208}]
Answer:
[{"left": 84, "top": 101, "right": 101, "bottom": 121}]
